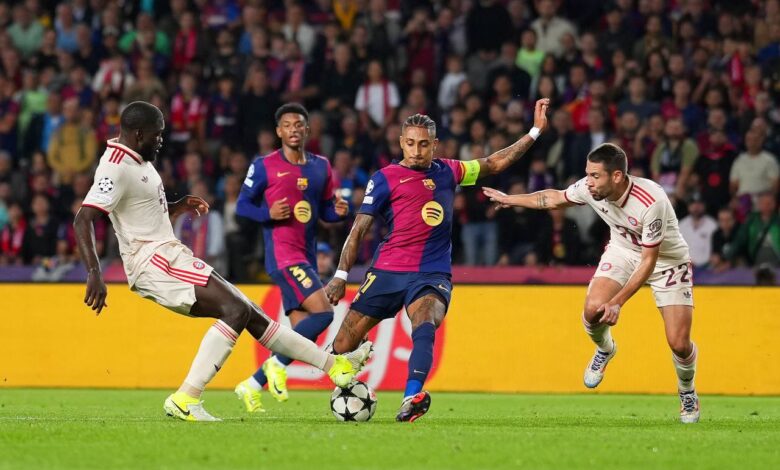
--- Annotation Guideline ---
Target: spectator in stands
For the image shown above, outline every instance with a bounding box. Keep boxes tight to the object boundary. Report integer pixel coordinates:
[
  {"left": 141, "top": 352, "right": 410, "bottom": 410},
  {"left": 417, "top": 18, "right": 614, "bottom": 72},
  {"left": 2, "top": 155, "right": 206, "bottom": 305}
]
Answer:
[
  {"left": 355, "top": 59, "right": 400, "bottom": 132},
  {"left": 316, "top": 241, "right": 336, "bottom": 280},
  {"left": 457, "top": 143, "right": 498, "bottom": 266},
  {"left": 534, "top": 208, "right": 583, "bottom": 265},
  {"left": 320, "top": 41, "right": 361, "bottom": 117},
  {"left": 22, "top": 194, "right": 58, "bottom": 264},
  {"left": 530, "top": 0, "right": 576, "bottom": 58},
  {"left": 516, "top": 28, "right": 544, "bottom": 82},
  {"left": 8, "top": 4, "right": 44, "bottom": 59},
  {"left": 651, "top": 117, "right": 699, "bottom": 198},
  {"left": 23, "top": 92, "right": 62, "bottom": 161},
  {"left": 730, "top": 127, "right": 780, "bottom": 209},
  {"left": 0, "top": 202, "right": 26, "bottom": 265},
  {"left": 618, "top": 76, "right": 661, "bottom": 121},
  {"left": 710, "top": 207, "right": 740, "bottom": 272},
  {"left": 46, "top": 97, "right": 97, "bottom": 186},
  {"left": 282, "top": 3, "right": 316, "bottom": 60},
  {"left": 173, "top": 180, "right": 225, "bottom": 271},
  {"left": 694, "top": 127, "right": 737, "bottom": 215},
  {"left": 169, "top": 71, "right": 207, "bottom": 154},
  {"left": 728, "top": 192, "right": 780, "bottom": 267},
  {"left": 679, "top": 195, "right": 718, "bottom": 268}
]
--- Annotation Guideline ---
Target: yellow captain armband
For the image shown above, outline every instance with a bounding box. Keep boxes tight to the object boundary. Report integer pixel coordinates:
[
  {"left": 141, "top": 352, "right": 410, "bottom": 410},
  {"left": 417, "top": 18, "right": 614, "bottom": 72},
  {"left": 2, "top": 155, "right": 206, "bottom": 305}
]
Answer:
[{"left": 460, "top": 159, "right": 480, "bottom": 186}]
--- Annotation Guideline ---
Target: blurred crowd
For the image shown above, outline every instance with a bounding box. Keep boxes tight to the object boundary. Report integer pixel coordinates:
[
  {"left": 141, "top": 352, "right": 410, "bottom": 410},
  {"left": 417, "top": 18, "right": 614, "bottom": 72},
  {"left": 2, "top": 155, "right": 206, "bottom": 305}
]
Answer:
[{"left": 1, "top": 0, "right": 779, "bottom": 282}]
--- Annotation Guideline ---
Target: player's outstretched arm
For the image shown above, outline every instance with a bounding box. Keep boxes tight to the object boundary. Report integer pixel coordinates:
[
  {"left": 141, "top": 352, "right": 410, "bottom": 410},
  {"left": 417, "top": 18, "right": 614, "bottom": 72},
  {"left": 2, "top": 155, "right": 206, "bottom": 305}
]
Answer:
[
  {"left": 73, "top": 206, "right": 108, "bottom": 314},
  {"left": 482, "top": 187, "right": 573, "bottom": 210},
  {"left": 476, "top": 98, "right": 549, "bottom": 177},
  {"left": 325, "top": 213, "right": 374, "bottom": 305}
]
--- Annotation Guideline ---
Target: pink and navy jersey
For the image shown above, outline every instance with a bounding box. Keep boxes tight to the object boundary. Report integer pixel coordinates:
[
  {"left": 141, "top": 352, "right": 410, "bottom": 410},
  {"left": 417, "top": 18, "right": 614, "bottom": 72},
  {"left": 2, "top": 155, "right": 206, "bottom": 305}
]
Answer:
[
  {"left": 237, "top": 149, "right": 342, "bottom": 272},
  {"left": 359, "top": 158, "right": 473, "bottom": 274}
]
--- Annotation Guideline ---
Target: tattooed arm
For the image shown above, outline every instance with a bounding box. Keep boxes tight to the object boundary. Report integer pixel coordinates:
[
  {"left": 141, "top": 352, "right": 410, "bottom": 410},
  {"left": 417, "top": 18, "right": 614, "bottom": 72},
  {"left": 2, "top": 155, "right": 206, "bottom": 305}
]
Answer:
[
  {"left": 325, "top": 213, "right": 375, "bottom": 305},
  {"left": 476, "top": 98, "right": 549, "bottom": 177},
  {"left": 481, "top": 187, "right": 574, "bottom": 210}
]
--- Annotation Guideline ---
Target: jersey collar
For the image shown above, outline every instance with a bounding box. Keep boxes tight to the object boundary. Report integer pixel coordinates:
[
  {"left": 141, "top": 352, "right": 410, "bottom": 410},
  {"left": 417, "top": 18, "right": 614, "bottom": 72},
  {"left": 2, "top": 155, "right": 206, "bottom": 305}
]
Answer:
[
  {"left": 614, "top": 177, "right": 634, "bottom": 208},
  {"left": 106, "top": 138, "right": 144, "bottom": 164}
]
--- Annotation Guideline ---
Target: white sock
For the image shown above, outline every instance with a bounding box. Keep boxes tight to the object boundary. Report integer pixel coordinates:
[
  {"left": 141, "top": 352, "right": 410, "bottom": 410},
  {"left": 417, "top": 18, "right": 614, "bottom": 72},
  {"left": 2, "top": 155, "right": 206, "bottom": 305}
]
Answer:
[
  {"left": 582, "top": 313, "right": 614, "bottom": 353},
  {"left": 673, "top": 342, "right": 697, "bottom": 392},
  {"left": 247, "top": 376, "right": 263, "bottom": 391},
  {"left": 258, "top": 321, "right": 332, "bottom": 371},
  {"left": 181, "top": 320, "right": 238, "bottom": 396}
]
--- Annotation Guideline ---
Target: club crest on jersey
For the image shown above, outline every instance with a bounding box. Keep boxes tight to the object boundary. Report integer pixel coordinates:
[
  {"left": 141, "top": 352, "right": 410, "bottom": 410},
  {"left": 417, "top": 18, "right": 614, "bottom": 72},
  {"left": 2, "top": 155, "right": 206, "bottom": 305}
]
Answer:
[
  {"left": 294, "top": 200, "right": 312, "bottom": 223},
  {"left": 423, "top": 179, "right": 436, "bottom": 190},
  {"left": 628, "top": 216, "right": 638, "bottom": 226},
  {"left": 297, "top": 177, "right": 308, "bottom": 190},
  {"left": 193, "top": 261, "right": 205, "bottom": 270},
  {"left": 600, "top": 262, "right": 612, "bottom": 271},
  {"left": 421, "top": 201, "right": 444, "bottom": 226}
]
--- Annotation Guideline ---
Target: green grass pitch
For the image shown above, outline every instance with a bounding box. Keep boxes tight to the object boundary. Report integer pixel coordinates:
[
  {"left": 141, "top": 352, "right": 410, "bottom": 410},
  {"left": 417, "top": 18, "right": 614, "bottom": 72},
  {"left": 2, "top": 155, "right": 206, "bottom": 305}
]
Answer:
[{"left": 0, "top": 389, "right": 778, "bottom": 469}]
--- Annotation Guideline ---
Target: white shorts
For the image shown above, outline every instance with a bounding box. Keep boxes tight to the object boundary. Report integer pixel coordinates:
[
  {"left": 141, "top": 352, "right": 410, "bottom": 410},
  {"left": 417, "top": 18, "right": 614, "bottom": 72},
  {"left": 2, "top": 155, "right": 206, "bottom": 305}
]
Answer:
[
  {"left": 592, "top": 245, "right": 694, "bottom": 308},
  {"left": 131, "top": 242, "right": 214, "bottom": 315}
]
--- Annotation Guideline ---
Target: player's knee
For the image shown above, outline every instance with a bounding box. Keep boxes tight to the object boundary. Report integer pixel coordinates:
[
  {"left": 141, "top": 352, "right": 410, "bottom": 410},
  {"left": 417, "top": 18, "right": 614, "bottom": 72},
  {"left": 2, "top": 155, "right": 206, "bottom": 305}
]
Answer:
[
  {"left": 332, "top": 335, "right": 357, "bottom": 354},
  {"left": 220, "top": 301, "right": 253, "bottom": 331},
  {"left": 583, "top": 300, "right": 603, "bottom": 323},
  {"left": 668, "top": 337, "right": 692, "bottom": 357}
]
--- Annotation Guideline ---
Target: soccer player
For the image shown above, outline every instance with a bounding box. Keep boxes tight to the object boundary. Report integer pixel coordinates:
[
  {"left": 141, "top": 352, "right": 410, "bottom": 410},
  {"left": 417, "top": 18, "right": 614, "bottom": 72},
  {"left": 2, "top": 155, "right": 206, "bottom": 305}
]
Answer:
[
  {"left": 483, "top": 143, "right": 700, "bottom": 424},
  {"left": 233, "top": 103, "right": 349, "bottom": 412},
  {"left": 325, "top": 99, "right": 550, "bottom": 422},
  {"left": 74, "top": 101, "right": 371, "bottom": 422}
]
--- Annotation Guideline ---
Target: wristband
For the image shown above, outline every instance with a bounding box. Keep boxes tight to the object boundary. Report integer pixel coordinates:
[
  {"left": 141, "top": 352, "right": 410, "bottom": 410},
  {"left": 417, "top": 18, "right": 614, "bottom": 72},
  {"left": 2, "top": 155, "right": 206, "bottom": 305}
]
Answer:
[
  {"left": 334, "top": 270, "right": 348, "bottom": 281},
  {"left": 528, "top": 127, "right": 541, "bottom": 140}
]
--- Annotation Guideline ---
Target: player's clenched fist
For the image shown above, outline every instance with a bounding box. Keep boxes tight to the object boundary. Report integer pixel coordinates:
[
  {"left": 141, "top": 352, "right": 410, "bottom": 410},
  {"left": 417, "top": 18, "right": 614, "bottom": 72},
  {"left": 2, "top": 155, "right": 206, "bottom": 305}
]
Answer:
[
  {"left": 269, "top": 197, "right": 290, "bottom": 220},
  {"left": 325, "top": 278, "right": 346, "bottom": 305},
  {"left": 533, "top": 98, "right": 550, "bottom": 133},
  {"left": 334, "top": 195, "right": 349, "bottom": 217}
]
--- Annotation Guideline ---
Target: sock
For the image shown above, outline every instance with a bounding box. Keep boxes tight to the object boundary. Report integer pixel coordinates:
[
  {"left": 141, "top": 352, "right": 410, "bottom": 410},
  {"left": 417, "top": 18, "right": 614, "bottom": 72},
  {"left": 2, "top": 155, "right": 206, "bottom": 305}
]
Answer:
[
  {"left": 404, "top": 323, "right": 436, "bottom": 398},
  {"left": 582, "top": 313, "right": 614, "bottom": 353},
  {"left": 247, "top": 375, "right": 263, "bottom": 391},
  {"left": 180, "top": 320, "right": 238, "bottom": 398},
  {"left": 258, "top": 320, "right": 332, "bottom": 371},
  {"left": 275, "top": 312, "right": 334, "bottom": 365},
  {"left": 672, "top": 342, "right": 697, "bottom": 392}
]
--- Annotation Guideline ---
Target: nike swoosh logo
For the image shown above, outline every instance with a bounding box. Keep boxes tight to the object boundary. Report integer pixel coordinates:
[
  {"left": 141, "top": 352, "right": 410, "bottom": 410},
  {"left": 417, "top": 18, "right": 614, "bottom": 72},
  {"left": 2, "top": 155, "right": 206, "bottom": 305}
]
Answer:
[
  {"left": 172, "top": 401, "right": 190, "bottom": 416},
  {"left": 272, "top": 383, "right": 283, "bottom": 395},
  {"left": 277, "top": 171, "right": 291, "bottom": 177},
  {"left": 437, "top": 284, "right": 450, "bottom": 292},
  {"left": 413, "top": 369, "right": 425, "bottom": 374},
  {"left": 400, "top": 177, "right": 415, "bottom": 183}
]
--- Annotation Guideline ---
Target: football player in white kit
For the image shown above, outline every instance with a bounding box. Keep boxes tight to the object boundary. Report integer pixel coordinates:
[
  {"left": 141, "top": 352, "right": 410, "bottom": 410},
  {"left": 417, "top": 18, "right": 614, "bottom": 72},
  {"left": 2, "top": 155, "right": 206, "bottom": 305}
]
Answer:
[
  {"left": 483, "top": 143, "right": 700, "bottom": 424},
  {"left": 74, "top": 102, "right": 371, "bottom": 421}
]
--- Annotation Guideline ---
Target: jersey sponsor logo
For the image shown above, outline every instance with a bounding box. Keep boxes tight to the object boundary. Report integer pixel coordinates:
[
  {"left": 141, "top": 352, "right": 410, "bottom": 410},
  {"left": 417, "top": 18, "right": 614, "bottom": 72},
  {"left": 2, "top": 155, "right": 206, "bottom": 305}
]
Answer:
[
  {"left": 277, "top": 171, "right": 291, "bottom": 177},
  {"left": 297, "top": 177, "right": 308, "bottom": 190},
  {"left": 600, "top": 207, "right": 609, "bottom": 214},
  {"left": 628, "top": 216, "right": 638, "bottom": 226},
  {"left": 600, "top": 262, "right": 612, "bottom": 271},
  {"left": 400, "top": 177, "right": 415, "bottom": 184},
  {"left": 141, "top": 176, "right": 148, "bottom": 183},
  {"left": 421, "top": 201, "right": 444, "bottom": 226},
  {"left": 294, "top": 200, "right": 312, "bottom": 223},
  {"left": 366, "top": 180, "right": 374, "bottom": 194},
  {"left": 423, "top": 179, "right": 436, "bottom": 190},
  {"left": 193, "top": 261, "right": 205, "bottom": 270},
  {"left": 247, "top": 164, "right": 255, "bottom": 178},
  {"left": 363, "top": 196, "right": 374, "bottom": 205},
  {"left": 647, "top": 219, "right": 663, "bottom": 239},
  {"left": 97, "top": 177, "right": 114, "bottom": 193}
]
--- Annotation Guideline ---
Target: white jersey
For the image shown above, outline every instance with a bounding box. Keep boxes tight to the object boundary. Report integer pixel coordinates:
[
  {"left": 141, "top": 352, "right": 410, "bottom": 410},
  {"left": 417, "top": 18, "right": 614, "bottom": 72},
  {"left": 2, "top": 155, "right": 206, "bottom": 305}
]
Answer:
[
  {"left": 564, "top": 176, "right": 690, "bottom": 262},
  {"left": 82, "top": 139, "right": 177, "bottom": 285}
]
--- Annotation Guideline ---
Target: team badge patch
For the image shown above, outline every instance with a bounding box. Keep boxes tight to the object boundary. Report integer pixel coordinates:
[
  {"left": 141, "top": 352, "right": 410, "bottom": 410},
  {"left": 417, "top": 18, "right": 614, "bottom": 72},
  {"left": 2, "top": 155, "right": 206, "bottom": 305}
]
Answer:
[
  {"left": 193, "top": 261, "right": 205, "bottom": 270},
  {"left": 247, "top": 164, "right": 254, "bottom": 178},
  {"left": 421, "top": 201, "right": 444, "bottom": 226},
  {"left": 423, "top": 179, "right": 436, "bottom": 190},
  {"left": 628, "top": 216, "right": 638, "bottom": 226},
  {"left": 301, "top": 278, "right": 313, "bottom": 289},
  {"left": 366, "top": 180, "right": 374, "bottom": 194},
  {"left": 297, "top": 177, "right": 308, "bottom": 190},
  {"left": 97, "top": 177, "right": 114, "bottom": 193},
  {"left": 600, "top": 262, "right": 612, "bottom": 271},
  {"left": 294, "top": 200, "right": 312, "bottom": 223}
]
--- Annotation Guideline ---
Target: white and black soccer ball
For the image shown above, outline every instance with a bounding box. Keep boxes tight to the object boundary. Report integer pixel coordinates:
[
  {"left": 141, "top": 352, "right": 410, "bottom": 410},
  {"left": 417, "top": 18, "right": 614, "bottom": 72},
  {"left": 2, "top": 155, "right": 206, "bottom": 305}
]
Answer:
[{"left": 330, "top": 381, "right": 377, "bottom": 422}]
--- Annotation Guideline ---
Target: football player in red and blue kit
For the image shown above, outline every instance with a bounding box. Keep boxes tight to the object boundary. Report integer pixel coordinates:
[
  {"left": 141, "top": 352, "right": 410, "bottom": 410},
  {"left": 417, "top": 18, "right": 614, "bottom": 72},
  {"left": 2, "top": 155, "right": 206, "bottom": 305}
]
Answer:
[
  {"left": 234, "top": 103, "right": 349, "bottom": 412},
  {"left": 326, "top": 99, "right": 550, "bottom": 422}
]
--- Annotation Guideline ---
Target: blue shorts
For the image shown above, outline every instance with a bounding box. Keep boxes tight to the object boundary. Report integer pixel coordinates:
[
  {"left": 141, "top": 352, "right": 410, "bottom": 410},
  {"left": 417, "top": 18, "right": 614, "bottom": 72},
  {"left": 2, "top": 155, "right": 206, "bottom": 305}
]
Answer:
[
  {"left": 350, "top": 269, "right": 453, "bottom": 320},
  {"left": 269, "top": 263, "right": 323, "bottom": 314}
]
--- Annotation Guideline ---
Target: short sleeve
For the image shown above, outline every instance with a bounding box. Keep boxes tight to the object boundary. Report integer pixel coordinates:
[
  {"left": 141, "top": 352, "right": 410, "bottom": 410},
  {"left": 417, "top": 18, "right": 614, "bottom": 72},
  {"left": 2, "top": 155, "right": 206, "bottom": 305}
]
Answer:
[
  {"left": 563, "top": 178, "right": 588, "bottom": 205},
  {"left": 82, "top": 162, "right": 126, "bottom": 214},
  {"left": 354, "top": 86, "right": 367, "bottom": 111},
  {"left": 766, "top": 154, "right": 779, "bottom": 179},
  {"left": 440, "top": 159, "right": 466, "bottom": 185},
  {"left": 240, "top": 158, "right": 267, "bottom": 200},
  {"left": 641, "top": 202, "right": 667, "bottom": 247},
  {"left": 358, "top": 171, "right": 390, "bottom": 217}
]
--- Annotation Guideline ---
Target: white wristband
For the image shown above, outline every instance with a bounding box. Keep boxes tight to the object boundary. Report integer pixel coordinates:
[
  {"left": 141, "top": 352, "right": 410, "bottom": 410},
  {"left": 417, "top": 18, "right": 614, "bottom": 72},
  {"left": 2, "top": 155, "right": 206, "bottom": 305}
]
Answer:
[
  {"left": 528, "top": 127, "right": 541, "bottom": 140},
  {"left": 334, "top": 270, "right": 348, "bottom": 281}
]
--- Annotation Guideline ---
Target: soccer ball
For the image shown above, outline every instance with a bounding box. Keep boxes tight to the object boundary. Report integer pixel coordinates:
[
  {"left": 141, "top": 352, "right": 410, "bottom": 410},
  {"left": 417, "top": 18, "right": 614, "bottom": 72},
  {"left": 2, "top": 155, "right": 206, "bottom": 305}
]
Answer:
[{"left": 330, "top": 381, "right": 377, "bottom": 422}]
